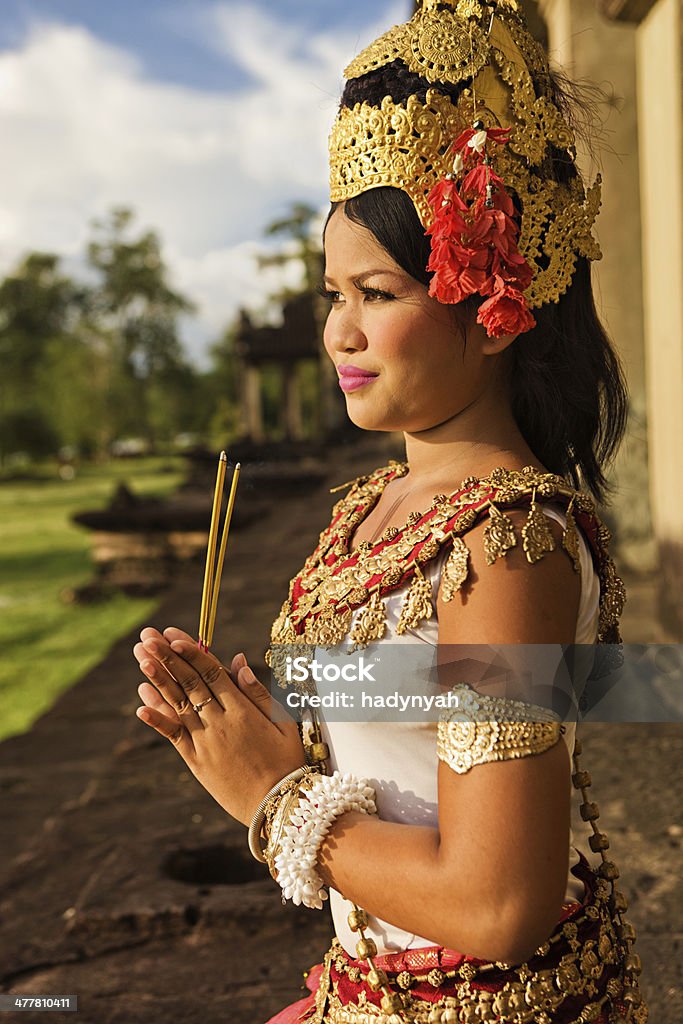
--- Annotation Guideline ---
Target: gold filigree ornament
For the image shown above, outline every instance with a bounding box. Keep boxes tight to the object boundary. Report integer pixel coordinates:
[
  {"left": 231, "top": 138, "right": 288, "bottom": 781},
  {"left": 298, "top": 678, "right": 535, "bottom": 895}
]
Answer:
[
  {"left": 482, "top": 501, "right": 517, "bottom": 564},
  {"left": 305, "top": 602, "right": 353, "bottom": 649},
  {"left": 349, "top": 588, "right": 387, "bottom": 648},
  {"left": 562, "top": 497, "right": 583, "bottom": 576},
  {"left": 396, "top": 565, "right": 434, "bottom": 635},
  {"left": 267, "top": 642, "right": 315, "bottom": 691},
  {"left": 329, "top": 0, "right": 603, "bottom": 309},
  {"left": 344, "top": 5, "right": 490, "bottom": 86},
  {"left": 521, "top": 488, "right": 557, "bottom": 564},
  {"left": 440, "top": 535, "right": 470, "bottom": 601}
]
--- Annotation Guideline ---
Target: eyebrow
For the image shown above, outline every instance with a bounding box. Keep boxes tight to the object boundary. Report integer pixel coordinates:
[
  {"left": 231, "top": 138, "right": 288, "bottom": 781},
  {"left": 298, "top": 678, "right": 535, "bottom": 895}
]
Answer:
[{"left": 323, "top": 270, "right": 402, "bottom": 285}]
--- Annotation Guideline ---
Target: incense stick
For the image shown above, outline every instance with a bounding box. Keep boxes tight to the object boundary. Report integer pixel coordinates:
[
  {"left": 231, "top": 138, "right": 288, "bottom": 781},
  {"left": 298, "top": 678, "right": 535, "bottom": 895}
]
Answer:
[
  {"left": 205, "top": 462, "right": 241, "bottom": 648},
  {"left": 198, "top": 451, "right": 227, "bottom": 648}
]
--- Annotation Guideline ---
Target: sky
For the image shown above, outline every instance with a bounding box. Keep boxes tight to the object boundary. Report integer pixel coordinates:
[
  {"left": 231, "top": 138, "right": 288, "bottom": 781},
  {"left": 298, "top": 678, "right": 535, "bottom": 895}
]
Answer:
[{"left": 0, "top": 0, "right": 407, "bottom": 363}]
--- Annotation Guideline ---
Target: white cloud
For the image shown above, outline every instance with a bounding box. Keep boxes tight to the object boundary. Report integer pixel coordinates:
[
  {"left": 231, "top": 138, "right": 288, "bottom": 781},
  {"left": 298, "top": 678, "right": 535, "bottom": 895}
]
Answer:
[
  {"left": 172, "top": 238, "right": 307, "bottom": 336},
  {"left": 0, "top": 2, "right": 404, "bottom": 362}
]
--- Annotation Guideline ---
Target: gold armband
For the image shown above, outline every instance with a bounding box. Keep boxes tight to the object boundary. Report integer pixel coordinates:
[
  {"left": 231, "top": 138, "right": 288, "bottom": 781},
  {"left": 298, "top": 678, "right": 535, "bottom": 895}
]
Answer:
[{"left": 436, "top": 684, "right": 562, "bottom": 775}]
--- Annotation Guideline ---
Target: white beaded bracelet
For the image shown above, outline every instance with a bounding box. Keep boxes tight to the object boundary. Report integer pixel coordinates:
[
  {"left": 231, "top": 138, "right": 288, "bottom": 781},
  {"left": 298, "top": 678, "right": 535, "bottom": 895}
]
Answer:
[
  {"left": 272, "top": 770, "right": 377, "bottom": 910},
  {"left": 247, "top": 766, "right": 314, "bottom": 863}
]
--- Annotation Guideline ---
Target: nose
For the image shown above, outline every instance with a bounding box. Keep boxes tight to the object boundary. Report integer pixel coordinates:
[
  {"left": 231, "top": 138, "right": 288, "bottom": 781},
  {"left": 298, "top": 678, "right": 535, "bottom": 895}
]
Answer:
[{"left": 323, "top": 305, "right": 368, "bottom": 358}]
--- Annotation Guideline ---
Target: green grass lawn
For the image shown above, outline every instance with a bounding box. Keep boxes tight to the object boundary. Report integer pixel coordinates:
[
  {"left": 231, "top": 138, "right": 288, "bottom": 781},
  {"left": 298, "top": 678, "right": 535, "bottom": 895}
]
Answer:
[{"left": 0, "top": 458, "right": 185, "bottom": 742}]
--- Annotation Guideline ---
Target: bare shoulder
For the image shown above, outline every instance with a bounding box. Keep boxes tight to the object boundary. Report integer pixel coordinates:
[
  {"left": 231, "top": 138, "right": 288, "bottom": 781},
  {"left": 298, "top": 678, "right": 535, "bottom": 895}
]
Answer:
[{"left": 436, "top": 507, "right": 582, "bottom": 644}]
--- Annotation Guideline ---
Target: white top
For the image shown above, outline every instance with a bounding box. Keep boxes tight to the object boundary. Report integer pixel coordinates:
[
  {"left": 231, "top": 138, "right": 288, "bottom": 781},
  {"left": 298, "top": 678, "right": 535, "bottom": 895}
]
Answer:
[{"left": 314, "top": 504, "right": 601, "bottom": 957}]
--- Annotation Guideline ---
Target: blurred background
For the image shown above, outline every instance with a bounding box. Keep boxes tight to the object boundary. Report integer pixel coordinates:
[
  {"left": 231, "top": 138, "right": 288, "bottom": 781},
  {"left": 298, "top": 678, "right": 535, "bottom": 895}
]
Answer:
[{"left": 0, "top": 2, "right": 681, "bottom": 1021}]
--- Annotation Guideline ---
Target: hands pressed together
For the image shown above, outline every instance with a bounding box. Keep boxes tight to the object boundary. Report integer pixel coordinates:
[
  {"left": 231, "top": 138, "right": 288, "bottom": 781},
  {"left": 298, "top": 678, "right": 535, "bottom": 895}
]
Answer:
[{"left": 132, "top": 626, "right": 306, "bottom": 827}]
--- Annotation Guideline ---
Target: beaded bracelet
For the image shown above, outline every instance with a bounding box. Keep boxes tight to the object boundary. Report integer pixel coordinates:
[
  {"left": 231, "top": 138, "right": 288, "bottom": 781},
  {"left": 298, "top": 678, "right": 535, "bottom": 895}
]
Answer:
[{"left": 270, "top": 770, "right": 377, "bottom": 910}]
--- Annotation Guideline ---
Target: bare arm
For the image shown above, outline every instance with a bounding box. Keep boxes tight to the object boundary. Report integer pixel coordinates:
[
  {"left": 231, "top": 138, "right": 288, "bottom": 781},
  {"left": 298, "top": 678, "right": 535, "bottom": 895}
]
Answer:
[{"left": 317, "top": 512, "right": 580, "bottom": 964}]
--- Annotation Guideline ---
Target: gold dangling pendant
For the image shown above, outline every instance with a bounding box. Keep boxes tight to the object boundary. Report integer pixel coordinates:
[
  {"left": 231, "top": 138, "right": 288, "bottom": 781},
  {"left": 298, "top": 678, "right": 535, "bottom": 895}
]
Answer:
[
  {"left": 483, "top": 502, "right": 517, "bottom": 565},
  {"left": 304, "top": 603, "right": 353, "bottom": 648},
  {"left": 441, "top": 536, "right": 470, "bottom": 601},
  {"left": 396, "top": 566, "right": 434, "bottom": 635},
  {"left": 521, "top": 489, "right": 556, "bottom": 564},
  {"left": 562, "top": 498, "right": 582, "bottom": 575},
  {"left": 349, "top": 589, "right": 387, "bottom": 647}
]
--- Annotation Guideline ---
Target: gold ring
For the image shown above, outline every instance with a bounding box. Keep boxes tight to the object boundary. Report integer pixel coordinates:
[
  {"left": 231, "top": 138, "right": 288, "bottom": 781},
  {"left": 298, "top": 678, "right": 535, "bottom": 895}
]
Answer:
[{"left": 192, "top": 696, "right": 214, "bottom": 713}]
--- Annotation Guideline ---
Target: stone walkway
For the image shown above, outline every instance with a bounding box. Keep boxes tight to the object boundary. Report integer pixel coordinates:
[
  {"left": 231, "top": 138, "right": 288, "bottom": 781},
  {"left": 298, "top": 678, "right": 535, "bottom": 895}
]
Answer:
[{"left": 0, "top": 439, "right": 680, "bottom": 1023}]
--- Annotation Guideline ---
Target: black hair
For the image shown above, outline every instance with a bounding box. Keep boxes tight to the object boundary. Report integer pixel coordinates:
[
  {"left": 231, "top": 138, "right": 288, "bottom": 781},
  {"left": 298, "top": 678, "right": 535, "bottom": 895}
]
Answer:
[{"left": 328, "top": 62, "right": 628, "bottom": 506}]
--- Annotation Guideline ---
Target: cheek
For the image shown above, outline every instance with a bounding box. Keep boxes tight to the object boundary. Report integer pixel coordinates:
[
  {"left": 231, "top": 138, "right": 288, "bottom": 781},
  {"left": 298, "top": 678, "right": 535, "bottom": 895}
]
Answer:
[{"left": 322, "top": 313, "right": 335, "bottom": 358}]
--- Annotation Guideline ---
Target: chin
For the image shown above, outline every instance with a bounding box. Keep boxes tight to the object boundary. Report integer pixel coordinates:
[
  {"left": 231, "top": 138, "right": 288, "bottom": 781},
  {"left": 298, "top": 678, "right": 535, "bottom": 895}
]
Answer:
[{"left": 346, "top": 409, "right": 404, "bottom": 433}]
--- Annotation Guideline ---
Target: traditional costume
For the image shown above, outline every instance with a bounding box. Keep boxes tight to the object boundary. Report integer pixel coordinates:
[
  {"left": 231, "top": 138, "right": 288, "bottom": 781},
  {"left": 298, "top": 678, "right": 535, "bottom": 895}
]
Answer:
[{"left": 248, "top": 2, "right": 648, "bottom": 1021}]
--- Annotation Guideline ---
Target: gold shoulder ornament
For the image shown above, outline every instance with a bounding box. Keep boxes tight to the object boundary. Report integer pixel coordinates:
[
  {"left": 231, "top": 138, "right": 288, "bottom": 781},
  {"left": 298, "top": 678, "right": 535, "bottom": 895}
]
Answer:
[{"left": 437, "top": 683, "right": 562, "bottom": 774}]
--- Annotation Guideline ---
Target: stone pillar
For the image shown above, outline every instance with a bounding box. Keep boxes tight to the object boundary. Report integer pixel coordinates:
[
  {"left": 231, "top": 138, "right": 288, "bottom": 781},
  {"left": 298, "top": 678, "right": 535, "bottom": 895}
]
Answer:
[
  {"left": 244, "top": 365, "right": 265, "bottom": 443},
  {"left": 539, "top": 0, "right": 654, "bottom": 572},
  {"left": 635, "top": 0, "right": 683, "bottom": 634}
]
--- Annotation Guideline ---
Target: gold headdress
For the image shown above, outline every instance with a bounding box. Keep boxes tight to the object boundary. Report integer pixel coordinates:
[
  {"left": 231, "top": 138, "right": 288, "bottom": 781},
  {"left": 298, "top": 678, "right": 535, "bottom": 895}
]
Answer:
[{"left": 329, "top": 0, "right": 602, "bottom": 317}]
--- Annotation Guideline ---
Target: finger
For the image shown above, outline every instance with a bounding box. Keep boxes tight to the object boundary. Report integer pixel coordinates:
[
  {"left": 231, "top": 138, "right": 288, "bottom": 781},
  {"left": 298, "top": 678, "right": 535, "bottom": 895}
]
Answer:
[
  {"left": 231, "top": 652, "right": 246, "bottom": 678},
  {"left": 235, "top": 658, "right": 286, "bottom": 728},
  {"left": 164, "top": 638, "right": 237, "bottom": 701},
  {"left": 134, "top": 642, "right": 206, "bottom": 724},
  {"left": 163, "top": 628, "right": 239, "bottom": 682},
  {"left": 140, "top": 626, "right": 165, "bottom": 644},
  {"left": 142, "top": 637, "right": 228, "bottom": 713},
  {"left": 136, "top": 703, "right": 194, "bottom": 755},
  {"left": 162, "top": 626, "right": 197, "bottom": 647},
  {"left": 138, "top": 681, "right": 182, "bottom": 725},
  {"left": 236, "top": 661, "right": 300, "bottom": 739}
]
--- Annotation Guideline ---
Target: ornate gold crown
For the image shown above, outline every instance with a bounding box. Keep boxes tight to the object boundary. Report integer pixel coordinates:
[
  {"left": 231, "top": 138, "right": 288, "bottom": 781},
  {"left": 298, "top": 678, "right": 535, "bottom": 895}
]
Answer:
[{"left": 329, "top": 0, "right": 602, "bottom": 308}]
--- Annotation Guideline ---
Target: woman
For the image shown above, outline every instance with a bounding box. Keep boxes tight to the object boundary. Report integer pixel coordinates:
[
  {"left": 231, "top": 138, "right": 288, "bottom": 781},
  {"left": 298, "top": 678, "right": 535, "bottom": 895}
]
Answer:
[{"left": 132, "top": 2, "right": 647, "bottom": 1021}]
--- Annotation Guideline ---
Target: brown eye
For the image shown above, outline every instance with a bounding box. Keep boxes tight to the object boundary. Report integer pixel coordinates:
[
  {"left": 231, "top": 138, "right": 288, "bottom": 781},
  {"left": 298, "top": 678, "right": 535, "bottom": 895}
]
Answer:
[{"left": 361, "top": 287, "right": 396, "bottom": 301}]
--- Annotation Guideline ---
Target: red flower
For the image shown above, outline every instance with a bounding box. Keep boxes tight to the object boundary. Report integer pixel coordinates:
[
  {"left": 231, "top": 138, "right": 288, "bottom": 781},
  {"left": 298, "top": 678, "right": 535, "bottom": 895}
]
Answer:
[
  {"left": 461, "top": 165, "right": 505, "bottom": 199},
  {"left": 428, "top": 242, "right": 493, "bottom": 304},
  {"left": 424, "top": 121, "right": 536, "bottom": 337},
  {"left": 477, "top": 285, "right": 537, "bottom": 338},
  {"left": 491, "top": 248, "right": 534, "bottom": 291}
]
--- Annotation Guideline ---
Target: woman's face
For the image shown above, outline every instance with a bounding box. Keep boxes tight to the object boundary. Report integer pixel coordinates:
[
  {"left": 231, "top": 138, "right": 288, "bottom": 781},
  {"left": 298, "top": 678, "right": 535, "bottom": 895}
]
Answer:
[{"left": 322, "top": 206, "right": 504, "bottom": 435}]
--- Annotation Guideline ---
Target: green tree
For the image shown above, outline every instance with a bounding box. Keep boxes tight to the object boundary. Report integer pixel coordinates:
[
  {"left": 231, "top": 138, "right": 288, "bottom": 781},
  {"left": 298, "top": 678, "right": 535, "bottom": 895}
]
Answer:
[
  {"left": 259, "top": 202, "right": 324, "bottom": 294},
  {"left": 86, "top": 207, "right": 197, "bottom": 447},
  {"left": 0, "top": 253, "right": 86, "bottom": 462}
]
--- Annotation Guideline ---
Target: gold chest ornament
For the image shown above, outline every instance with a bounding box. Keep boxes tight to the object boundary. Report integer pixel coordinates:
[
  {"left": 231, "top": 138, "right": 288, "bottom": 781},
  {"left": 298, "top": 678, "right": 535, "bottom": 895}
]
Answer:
[{"left": 266, "top": 461, "right": 625, "bottom": 686}]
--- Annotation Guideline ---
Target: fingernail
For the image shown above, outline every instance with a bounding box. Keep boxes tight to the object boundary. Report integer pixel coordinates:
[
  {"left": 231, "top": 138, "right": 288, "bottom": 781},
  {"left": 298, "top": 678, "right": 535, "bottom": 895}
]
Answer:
[
  {"left": 170, "top": 641, "right": 187, "bottom": 653},
  {"left": 236, "top": 652, "right": 247, "bottom": 668},
  {"left": 241, "top": 666, "right": 257, "bottom": 685},
  {"left": 144, "top": 641, "right": 160, "bottom": 655},
  {"left": 136, "top": 708, "right": 151, "bottom": 723},
  {"left": 142, "top": 660, "right": 157, "bottom": 677}
]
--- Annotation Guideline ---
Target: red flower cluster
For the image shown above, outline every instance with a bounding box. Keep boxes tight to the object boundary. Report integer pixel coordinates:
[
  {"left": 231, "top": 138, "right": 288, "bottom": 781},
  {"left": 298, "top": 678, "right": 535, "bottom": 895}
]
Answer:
[{"left": 426, "top": 126, "right": 536, "bottom": 338}]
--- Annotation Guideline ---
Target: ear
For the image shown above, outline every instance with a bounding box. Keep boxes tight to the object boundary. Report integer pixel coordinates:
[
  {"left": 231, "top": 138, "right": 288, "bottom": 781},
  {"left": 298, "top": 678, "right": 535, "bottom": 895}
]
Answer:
[
  {"left": 481, "top": 331, "right": 519, "bottom": 356},
  {"left": 467, "top": 317, "right": 519, "bottom": 356}
]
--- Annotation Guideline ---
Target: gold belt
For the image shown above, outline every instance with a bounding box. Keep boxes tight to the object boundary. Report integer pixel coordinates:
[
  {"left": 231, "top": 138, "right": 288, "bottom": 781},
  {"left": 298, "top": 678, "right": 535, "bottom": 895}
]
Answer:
[{"left": 309, "top": 871, "right": 647, "bottom": 1024}]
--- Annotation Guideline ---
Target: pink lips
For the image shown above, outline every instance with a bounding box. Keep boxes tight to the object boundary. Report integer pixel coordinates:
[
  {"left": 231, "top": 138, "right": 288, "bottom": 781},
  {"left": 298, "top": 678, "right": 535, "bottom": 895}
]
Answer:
[{"left": 338, "top": 364, "right": 379, "bottom": 393}]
